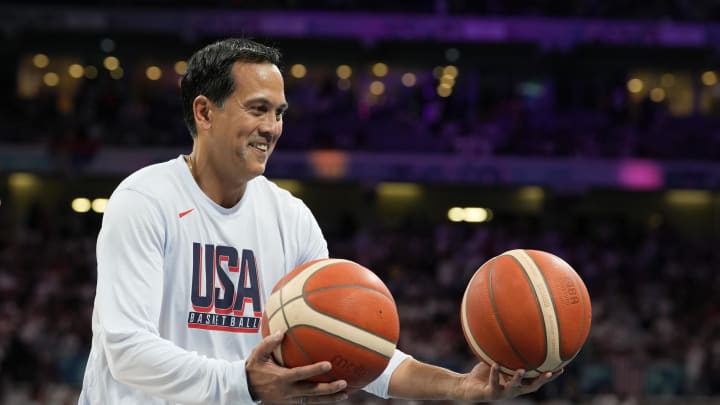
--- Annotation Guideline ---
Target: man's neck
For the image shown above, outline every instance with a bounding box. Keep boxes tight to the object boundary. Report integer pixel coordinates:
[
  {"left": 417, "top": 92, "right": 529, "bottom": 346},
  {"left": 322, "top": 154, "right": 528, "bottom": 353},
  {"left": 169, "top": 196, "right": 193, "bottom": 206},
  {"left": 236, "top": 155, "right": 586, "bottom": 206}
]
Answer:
[{"left": 186, "top": 151, "right": 248, "bottom": 208}]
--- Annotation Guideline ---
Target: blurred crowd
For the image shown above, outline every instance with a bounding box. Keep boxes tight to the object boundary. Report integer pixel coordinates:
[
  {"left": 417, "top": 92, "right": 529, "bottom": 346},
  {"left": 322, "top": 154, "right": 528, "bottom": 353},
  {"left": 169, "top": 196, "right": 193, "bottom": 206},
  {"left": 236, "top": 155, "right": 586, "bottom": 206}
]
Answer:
[
  {"left": 1, "top": 194, "right": 719, "bottom": 404},
  {"left": 6, "top": 61, "right": 720, "bottom": 164}
]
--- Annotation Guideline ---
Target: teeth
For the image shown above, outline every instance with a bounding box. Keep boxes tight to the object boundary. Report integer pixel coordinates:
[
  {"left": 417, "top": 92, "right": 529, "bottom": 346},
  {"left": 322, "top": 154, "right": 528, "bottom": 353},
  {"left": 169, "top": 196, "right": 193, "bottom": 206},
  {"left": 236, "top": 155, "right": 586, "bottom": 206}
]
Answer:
[{"left": 252, "top": 143, "right": 268, "bottom": 152}]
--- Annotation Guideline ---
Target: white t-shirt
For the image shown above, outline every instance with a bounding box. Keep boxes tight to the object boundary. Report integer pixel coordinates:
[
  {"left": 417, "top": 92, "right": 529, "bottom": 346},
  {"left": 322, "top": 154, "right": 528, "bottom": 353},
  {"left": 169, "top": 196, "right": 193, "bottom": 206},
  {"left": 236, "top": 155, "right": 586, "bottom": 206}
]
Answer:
[{"left": 79, "top": 155, "right": 409, "bottom": 404}]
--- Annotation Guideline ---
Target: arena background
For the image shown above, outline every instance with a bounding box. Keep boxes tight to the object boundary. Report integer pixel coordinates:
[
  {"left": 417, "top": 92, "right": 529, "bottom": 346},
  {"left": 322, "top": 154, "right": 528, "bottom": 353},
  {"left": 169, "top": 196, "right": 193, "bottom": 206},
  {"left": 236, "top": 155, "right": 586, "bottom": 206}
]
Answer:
[{"left": 1, "top": 1, "right": 720, "bottom": 404}]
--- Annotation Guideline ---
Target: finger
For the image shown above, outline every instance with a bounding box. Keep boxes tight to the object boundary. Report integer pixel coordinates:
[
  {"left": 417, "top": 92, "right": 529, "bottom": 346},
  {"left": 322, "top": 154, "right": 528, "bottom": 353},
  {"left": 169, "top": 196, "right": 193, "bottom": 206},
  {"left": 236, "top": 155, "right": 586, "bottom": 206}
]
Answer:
[
  {"left": 521, "top": 369, "right": 562, "bottom": 393},
  {"left": 489, "top": 363, "right": 500, "bottom": 387},
  {"left": 487, "top": 363, "right": 501, "bottom": 395},
  {"left": 255, "top": 330, "right": 285, "bottom": 359},
  {"left": 286, "top": 361, "right": 333, "bottom": 382},
  {"left": 295, "top": 379, "right": 348, "bottom": 396},
  {"left": 549, "top": 368, "right": 564, "bottom": 381},
  {"left": 292, "top": 380, "right": 348, "bottom": 405},
  {"left": 505, "top": 369, "right": 525, "bottom": 391}
]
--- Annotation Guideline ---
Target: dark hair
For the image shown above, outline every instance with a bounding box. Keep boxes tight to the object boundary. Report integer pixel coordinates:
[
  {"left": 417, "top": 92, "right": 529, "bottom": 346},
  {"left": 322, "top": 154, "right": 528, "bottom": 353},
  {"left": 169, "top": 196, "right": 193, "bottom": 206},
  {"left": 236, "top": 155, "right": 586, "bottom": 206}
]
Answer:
[{"left": 180, "top": 38, "right": 282, "bottom": 138}]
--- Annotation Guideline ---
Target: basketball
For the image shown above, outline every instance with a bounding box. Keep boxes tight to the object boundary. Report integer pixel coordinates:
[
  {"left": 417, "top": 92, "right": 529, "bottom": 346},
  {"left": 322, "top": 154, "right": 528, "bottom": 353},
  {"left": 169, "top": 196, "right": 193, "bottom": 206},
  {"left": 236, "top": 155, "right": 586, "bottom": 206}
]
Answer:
[
  {"left": 461, "top": 249, "right": 592, "bottom": 378},
  {"left": 262, "top": 258, "right": 400, "bottom": 389}
]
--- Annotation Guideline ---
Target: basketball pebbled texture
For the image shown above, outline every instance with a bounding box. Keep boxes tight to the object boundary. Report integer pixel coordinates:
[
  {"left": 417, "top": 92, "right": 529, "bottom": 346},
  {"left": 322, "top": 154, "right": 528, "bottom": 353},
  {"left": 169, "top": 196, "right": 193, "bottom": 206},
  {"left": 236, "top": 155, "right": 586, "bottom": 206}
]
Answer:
[
  {"left": 461, "top": 249, "right": 592, "bottom": 378},
  {"left": 262, "top": 259, "right": 400, "bottom": 389}
]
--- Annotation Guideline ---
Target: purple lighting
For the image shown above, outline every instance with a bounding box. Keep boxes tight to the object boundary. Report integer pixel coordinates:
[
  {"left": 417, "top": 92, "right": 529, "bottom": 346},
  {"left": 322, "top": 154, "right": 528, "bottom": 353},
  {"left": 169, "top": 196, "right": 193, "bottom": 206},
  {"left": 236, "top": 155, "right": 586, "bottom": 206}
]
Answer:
[{"left": 618, "top": 159, "right": 664, "bottom": 190}]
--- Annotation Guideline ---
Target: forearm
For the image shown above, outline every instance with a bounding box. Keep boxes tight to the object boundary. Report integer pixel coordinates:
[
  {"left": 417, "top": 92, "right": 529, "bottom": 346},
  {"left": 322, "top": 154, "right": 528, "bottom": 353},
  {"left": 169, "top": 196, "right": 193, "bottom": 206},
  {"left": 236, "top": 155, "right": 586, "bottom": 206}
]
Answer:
[
  {"left": 102, "top": 328, "right": 251, "bottom": 404},
  {"left": 387, "top": 358, "right": 464, "bottom": 401}
]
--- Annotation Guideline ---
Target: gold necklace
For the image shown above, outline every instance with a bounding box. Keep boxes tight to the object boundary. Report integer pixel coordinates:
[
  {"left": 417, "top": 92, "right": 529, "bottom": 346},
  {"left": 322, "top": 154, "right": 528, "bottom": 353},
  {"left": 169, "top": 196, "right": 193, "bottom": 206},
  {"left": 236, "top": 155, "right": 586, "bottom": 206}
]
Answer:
[{"left": 185, "top": 154, "right": 194, "bottom": 177}]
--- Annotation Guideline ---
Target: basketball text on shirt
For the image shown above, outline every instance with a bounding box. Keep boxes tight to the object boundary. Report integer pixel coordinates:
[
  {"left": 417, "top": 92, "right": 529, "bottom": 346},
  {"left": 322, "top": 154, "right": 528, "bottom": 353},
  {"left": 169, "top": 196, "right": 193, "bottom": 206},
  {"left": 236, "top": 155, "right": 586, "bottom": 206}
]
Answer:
[{"left": 187, "top": 242, "right": 262, "bottom": 332}]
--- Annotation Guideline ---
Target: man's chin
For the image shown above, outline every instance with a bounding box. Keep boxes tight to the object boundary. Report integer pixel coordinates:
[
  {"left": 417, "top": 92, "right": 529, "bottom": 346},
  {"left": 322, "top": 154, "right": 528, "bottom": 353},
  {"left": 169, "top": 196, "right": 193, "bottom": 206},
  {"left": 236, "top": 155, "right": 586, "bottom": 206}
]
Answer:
[{"left": 248, "top": 165, "right": 266, "bottom": 179}]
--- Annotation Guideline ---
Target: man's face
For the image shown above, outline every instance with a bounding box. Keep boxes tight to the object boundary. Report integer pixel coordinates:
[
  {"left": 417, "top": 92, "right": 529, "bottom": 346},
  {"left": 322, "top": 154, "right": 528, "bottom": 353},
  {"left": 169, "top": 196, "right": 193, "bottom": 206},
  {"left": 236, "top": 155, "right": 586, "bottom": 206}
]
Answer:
[{"left": 207, "top": 62, "right": 287, "bottom": 182}]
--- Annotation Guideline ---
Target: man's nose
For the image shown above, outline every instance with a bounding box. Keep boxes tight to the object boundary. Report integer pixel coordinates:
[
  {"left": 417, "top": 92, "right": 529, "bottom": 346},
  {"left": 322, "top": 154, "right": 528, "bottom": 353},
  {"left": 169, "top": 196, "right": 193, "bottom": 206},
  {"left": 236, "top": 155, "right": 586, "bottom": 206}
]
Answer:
[{"left": 258, "top": 115, "right": 281, "bottom": 137}]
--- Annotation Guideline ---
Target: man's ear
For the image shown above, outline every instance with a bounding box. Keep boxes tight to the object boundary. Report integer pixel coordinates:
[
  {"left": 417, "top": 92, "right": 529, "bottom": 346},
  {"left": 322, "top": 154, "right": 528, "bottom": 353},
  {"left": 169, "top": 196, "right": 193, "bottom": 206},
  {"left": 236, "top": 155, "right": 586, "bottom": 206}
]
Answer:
[{"left": 193, "top": 95, "right": 212, "bottom": 132}]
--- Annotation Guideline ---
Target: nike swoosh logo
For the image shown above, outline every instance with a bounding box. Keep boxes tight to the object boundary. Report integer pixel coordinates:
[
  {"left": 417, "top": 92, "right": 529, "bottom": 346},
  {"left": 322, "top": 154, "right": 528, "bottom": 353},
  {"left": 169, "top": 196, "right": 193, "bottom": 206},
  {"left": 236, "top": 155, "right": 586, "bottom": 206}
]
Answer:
[{"left": 178, "top": 208, "right": 195, "bottom": 218}]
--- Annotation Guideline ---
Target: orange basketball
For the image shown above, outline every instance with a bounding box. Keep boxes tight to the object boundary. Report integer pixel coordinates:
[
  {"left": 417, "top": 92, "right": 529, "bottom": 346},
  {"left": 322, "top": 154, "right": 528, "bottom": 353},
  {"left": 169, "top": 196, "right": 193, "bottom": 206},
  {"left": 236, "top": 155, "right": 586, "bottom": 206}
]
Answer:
[
  {"left": 262, "top": 258, "right": 399, "bottom": 390},
  {"left": 461, "top": 249, "right": 592, "bottom": 378}
]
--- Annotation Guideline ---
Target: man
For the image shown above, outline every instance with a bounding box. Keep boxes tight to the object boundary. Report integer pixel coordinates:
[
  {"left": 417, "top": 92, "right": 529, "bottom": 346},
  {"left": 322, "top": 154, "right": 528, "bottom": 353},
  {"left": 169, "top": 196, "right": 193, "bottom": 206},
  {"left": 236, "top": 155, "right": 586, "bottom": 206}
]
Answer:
[{"left": 79, "top": 38, "right": 560, "bottom": 404}]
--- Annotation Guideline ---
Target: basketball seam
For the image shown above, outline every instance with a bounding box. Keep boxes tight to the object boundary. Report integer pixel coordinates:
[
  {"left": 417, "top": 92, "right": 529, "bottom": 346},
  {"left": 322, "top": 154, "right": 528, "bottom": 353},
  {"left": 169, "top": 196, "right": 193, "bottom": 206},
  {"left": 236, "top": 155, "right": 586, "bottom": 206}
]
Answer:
[
  {"left": 523, "top": 251, "right": 559, "bottom": 363},
  {"left": 283, "top": 325, "right": 356, "bottom": 384},
  {"left": 488, "top": 258, "right": 534, "bottom": 370},
  {"left": 267, "top": 283, "right": 391, "bottom": 320},
  {"left": 267, "top": 259, "right": 354, "bottom": 327},
  {"left": 272, "top": 259, "right": 354, "bottom": 369},
  {"left": 275, "top": 260, "right": 350, "bottom": 366},
  {"left": 278, "top": 293, "right": 398, "bottom": 344},
  {"left": 266, "top": 288, "right": 285, "bottom": 322},
  {"left": 287, "top": 324, "right": 394, "bottom": 360},
  {"left": 506, "top": 249, "right": 563, "bottom": 373},
  {"left": 285, "top": 322, "right": 314, "bottom": 365},
  {"left": 461, "top": 264, "right": 496, "bottom": 368},
  {"left": 303, "top": 284, "right": 393, "bottom": 301},
  {"left": 283, "top": 324, "right": 347, "bottom": 385},
  {"left": 301, "top": 259, "right": 355, "bottom": 295}
]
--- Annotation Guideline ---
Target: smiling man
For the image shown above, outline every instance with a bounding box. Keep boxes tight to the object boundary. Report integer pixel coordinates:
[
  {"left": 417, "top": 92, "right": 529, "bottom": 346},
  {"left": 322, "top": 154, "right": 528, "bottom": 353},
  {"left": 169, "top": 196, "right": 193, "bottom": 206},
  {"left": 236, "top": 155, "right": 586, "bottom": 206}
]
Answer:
[
  {"left": 78, "top": 38, "right": 560, "bottom": 405},
  {"left": 182, "top": 51, "right": 288, "bottom": 207}
]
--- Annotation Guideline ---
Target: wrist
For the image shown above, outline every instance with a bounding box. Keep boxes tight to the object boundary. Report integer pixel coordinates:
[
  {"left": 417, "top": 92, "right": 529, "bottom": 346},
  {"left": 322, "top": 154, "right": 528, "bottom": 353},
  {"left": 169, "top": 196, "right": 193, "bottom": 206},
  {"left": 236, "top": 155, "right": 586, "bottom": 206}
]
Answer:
[
  {"left": 437, "top": 370, "right": 467, "bottom": 401},
  {"left": 244, "top": 361, "right": 259, "bottom": 402},
  {"left": 432, "top": 365, "right": 470, "bottom": 401}
]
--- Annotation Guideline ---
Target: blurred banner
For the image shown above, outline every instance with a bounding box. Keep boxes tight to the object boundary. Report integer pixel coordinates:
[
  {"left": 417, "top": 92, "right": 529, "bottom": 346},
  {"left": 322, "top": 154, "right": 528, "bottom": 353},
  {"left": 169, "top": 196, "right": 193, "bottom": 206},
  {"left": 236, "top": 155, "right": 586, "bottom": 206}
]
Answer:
[
  {"left": 3, "top": 145, "right": 720, "bottom": 190},
  {"left": 0, "top": 6, "right": 712, "bottom": 48}
]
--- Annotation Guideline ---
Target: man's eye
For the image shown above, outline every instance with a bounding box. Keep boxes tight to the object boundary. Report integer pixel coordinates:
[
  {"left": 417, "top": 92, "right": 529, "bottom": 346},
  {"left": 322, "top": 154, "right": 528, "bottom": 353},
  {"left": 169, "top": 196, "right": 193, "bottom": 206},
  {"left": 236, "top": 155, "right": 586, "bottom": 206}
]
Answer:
[{"left": 252, "top": 106, "right": 267, "bottom": 113}]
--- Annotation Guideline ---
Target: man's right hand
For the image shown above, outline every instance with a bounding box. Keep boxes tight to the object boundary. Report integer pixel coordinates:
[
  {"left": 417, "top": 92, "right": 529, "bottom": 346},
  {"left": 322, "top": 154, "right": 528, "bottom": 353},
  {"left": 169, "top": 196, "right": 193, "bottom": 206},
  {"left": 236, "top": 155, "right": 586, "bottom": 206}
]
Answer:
[{"left": 245, "top": 331, "right": 349, "bottom": 404}]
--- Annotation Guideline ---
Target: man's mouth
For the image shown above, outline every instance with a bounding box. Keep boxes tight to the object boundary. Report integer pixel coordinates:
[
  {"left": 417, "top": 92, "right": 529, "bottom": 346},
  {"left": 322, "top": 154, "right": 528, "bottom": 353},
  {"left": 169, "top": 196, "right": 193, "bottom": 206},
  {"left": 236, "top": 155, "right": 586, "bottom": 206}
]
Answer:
[{"left": 249, "top": 142, "right": 268, "bottom": 152}]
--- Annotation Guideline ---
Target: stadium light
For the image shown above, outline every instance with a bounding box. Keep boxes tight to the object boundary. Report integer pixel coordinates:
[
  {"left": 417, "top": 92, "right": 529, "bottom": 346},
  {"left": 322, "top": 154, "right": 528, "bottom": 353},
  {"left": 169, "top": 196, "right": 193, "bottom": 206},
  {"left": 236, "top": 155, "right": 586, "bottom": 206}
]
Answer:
[
  {"left": 336, "top": 65, "right": 352, "bottom": 79},
  {"left": 290, "top": 64, "right": 306, "bottom": 79},
  {"left": 446, "top": 207, "right": 493, "bottom": 223},
  {"left": 372, "top": 62, "right": 388, "bottom": 77},
  {"left": 92, "top": 198, "right": 109, "bottom": 213},
  {"left": 68, "top": 64, "right": 84, "bottom": 79},
  {"left": 103, "top": 56, "right": 120, "bottom": 71},
  {"left": 369, "top": 81, "right": 385, "bottom": 96},
  {"left": 146, "top": 66, "right": 162, "bottom": 81},
  {"left": 401, "top": 73, "right": 416, "bottom": 87},
  {"left": 43, "top": 72, "right": 59, "bottom": 87},
  {"left": 72, "top": 198, "right": 92, "bottom": 213},
  {"left": 32, "top": 54, "right": 49, "bottom": 68}
]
